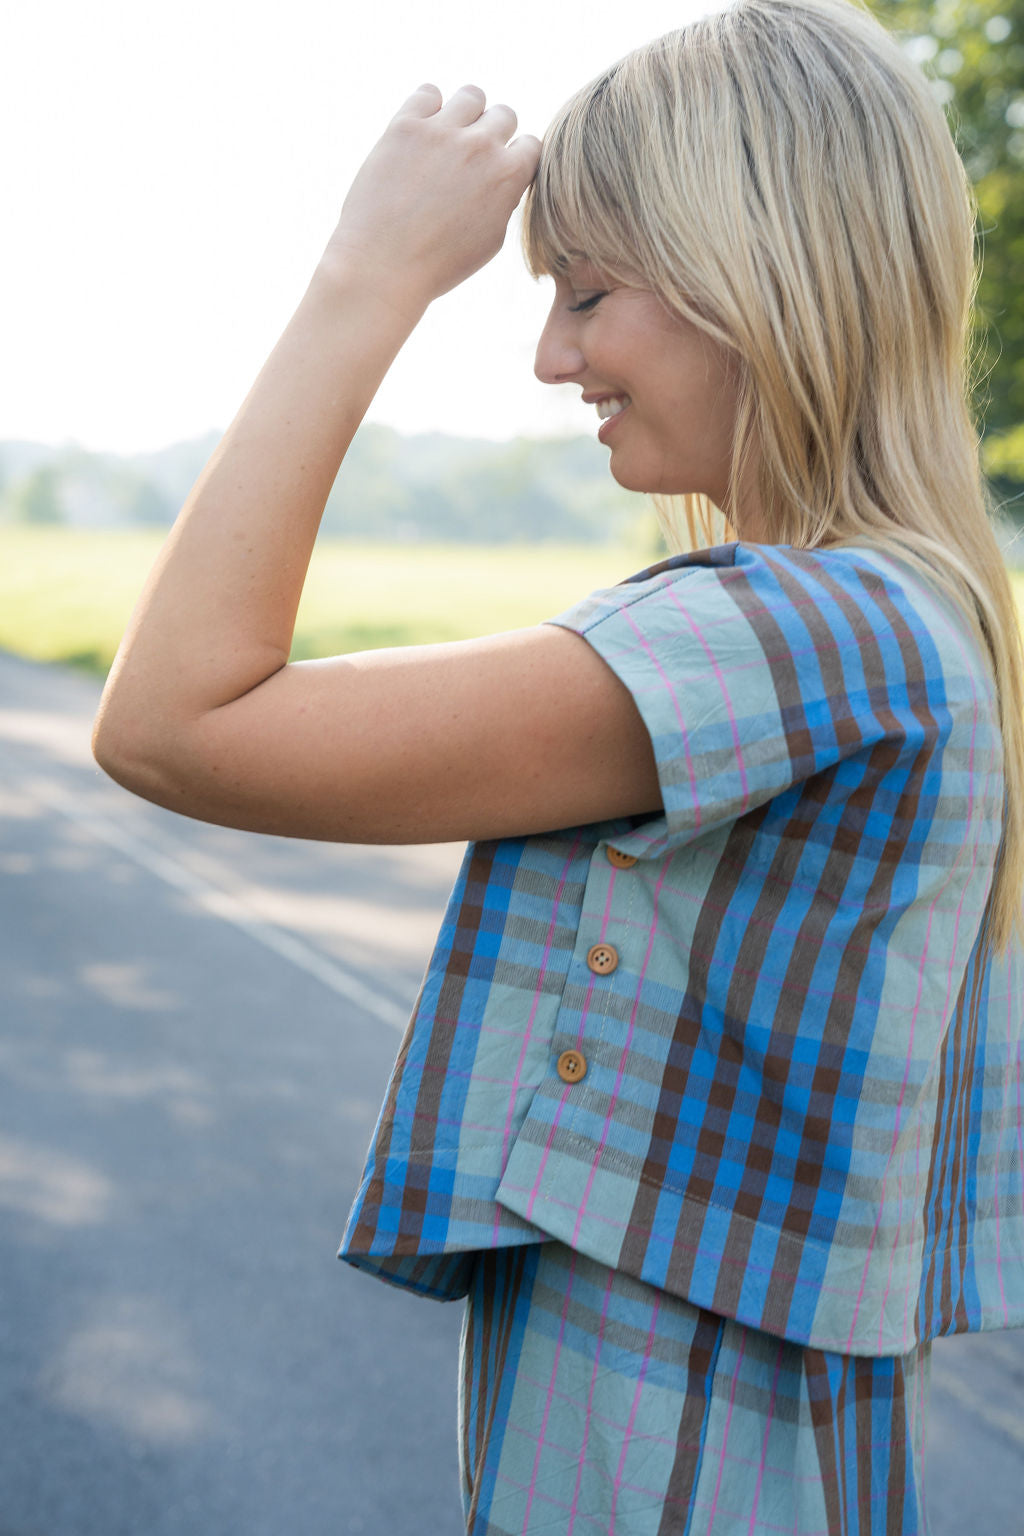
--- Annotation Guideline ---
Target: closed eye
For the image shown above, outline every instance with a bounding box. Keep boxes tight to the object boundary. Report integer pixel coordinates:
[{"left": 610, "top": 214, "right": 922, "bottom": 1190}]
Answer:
[{"left": 568, "top": 292, "right": 607, "bottom": 314}]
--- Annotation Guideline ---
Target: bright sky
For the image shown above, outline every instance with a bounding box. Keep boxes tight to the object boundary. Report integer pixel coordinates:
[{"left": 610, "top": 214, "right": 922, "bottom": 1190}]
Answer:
[{"left": 2, "top": 0, "right": 717, "bottom": 455}]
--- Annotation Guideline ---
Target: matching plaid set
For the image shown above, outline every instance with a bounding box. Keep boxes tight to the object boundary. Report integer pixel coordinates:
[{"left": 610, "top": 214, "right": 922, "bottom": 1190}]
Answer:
[{"left": 340, "top": 543, "right": 1024, "bottom": 1533}]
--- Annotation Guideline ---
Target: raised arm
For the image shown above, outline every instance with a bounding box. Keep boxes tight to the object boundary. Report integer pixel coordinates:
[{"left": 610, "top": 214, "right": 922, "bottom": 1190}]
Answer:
[{"left": 92, "top": 85, "right": 662, "bottom": 844}]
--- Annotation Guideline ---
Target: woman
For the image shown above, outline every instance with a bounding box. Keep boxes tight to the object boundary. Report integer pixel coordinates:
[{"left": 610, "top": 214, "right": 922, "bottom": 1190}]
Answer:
[{"left": 93, "top": 0, "right": 1024, "bottom": 1531}]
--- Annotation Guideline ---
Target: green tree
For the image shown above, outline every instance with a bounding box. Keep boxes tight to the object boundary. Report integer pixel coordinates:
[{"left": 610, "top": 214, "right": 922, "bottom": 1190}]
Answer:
[
  {"left": 11, "top": 465, "right": 64, "bottom": 524},
  {"left": 869, "top": 0, "right": 1024, "bottom": 485}
]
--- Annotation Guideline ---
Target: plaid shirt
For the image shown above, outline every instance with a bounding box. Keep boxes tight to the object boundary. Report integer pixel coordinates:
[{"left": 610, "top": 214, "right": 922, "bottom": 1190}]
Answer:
[{"left": 340, "top": 543, "right": 1024, "bottom": 1355}]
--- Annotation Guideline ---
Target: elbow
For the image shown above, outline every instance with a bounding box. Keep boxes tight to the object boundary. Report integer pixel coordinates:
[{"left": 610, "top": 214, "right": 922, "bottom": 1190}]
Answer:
[
  {"left": 91, "top": 700, "right": 184, "bottom": 809},
  {"left": 91, "top": 727, "right": 152, "bottom": 803}
]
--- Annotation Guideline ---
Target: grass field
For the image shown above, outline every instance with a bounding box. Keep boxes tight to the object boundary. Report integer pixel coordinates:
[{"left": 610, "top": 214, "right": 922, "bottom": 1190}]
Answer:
[
  {"left": 3, "top": 525, "right": 1023, "bottom": 680},
  {"left": 0, "top": 526, "right": 653, "bottom": 677}
]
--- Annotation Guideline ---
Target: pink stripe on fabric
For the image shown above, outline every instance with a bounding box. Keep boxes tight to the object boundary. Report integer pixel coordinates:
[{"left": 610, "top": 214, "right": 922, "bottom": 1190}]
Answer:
[
  {"left": 706, "top": 1328, "right": 747, "bottom": 1532},
  {"left": 695, "top": 1508, "right": 829, "bottom": 1536},
  {"left": 493, "top": 835, "right": 583, "bottom": 1245},
  {"left": 566, "top": 1266, "right": 617, "bottom": 1536},
  {"left": 516, "top": 1373, "right": 905, "bottom": 1474},
  {"left": 619, "top": 602, "right": 703, "bottom": 830},
  {"left": 523, "top": 876, "right": 617, "bottom": 1224},
  {"left": 607, "top": 1290, "right": 662, "bottom": 1533},
  {"left": 570, "top": 860, "right": 672, "bottom": 1248},
  {"left": 521, "top": 1249, "right": 579, "bottom": 1535},
  {"left": 501, "top": 1443, "right": 683, "bottom": 1505},
  {"left": 747, "top": 1340, "right": 785, "bottom": 1534},
  {"left": 665, "top": 583, "right": 751, "bottom": 811},
  {"left": 494, "top": 1473, "right": 578, "bottom": 1520}
]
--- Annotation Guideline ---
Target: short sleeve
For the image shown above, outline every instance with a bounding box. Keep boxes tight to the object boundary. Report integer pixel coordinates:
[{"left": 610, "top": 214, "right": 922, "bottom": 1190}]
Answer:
[{"left": 545, "top": 542, "right": 978, "bottom": 859}]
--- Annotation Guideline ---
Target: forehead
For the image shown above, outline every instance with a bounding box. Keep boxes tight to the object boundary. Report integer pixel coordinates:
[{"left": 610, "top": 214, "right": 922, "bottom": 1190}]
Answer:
[{"left": 562, "top": 258, "right": 608, "bottom": 284}]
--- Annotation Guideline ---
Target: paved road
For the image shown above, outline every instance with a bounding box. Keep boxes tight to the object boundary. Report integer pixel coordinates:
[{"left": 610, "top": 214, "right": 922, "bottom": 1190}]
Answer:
[{"left": 1, "top": 651, "right": 1022, "bottom": 1535}]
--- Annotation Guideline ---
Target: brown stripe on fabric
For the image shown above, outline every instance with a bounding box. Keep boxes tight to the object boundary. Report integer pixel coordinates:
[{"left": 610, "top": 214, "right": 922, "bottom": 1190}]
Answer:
[
  {"left": 884, "top": 1362, "right": 909, "bottom": 1535},
  {"left": 853, "top": 1363, "right": 876, "bottom": 1533},
  {"left": 763, "top": 555, "right": 938, "bottom": 1334},
  {"left": 710, "top": 1211, "right": 757, "bottom": 1320},
  {"left": 618, "top": 808, "right": 773, "bottom": 1288},
  {"left": 395, "top": 842, "right": 502, "bottom": 1249},
  {"left": 624, "top": 552, "right": 882, "bottom": 1292},
  {"left": 656, "top": 1309, "right": 725, "bottom": 1536},
  {"left": 804, "top": 1350, "right": 847, "bottom": 1535},
  {"left": 351, "top": 842, "right": 503, "bottom": 1252},
  {"left": 823, "top": 562, "right": 939, "bottom": 1044},
  {"left": 764, "top": 557, "right": 937, "bottom": 1036},
  {"left": 701, "top": 555, "right": 883, "bottom": 1296},
  {"left": 347, "top": 997, "right": 420, "bottom": 1253},
  {"left": 464, "top": 1247, "right": 533, "bottom": 1536},
  {"left": 723, "top": 554, "right": 869, "bottom": 1032},
  {"left": 623, "top": 554, "right": 815, "bottom": 1284}
]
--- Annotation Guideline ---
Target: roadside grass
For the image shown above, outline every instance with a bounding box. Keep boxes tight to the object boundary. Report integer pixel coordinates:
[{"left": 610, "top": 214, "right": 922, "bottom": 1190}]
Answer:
[
  {"left": 0, "top": 526, "right": 653, "bottom": 677},
  {"left": 4, "top": 525, "right": 1023, "bottom": 681}
]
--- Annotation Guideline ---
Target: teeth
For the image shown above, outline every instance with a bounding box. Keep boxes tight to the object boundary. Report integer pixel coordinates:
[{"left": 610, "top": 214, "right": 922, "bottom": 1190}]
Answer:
[{"left": 596, "top": 396, "right": 630, "bottom": 420}]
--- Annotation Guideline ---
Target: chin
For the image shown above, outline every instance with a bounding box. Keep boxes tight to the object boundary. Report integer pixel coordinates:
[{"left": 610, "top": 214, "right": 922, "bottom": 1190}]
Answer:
[
  {"left": 607, "top": 452, "right": 693, "bottom": 498},
  {"left": 608, "top": 459, "right": 656, "bottom": 494}
]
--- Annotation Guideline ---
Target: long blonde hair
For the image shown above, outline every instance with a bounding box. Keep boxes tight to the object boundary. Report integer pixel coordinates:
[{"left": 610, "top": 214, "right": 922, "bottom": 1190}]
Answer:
[{"left": 523, "top": 0, "right": 1024, "bottom": 950}]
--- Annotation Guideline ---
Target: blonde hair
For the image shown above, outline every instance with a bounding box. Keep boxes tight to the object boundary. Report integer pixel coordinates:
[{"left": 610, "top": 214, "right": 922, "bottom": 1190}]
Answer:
[{"left": 523, "top": 0, "right": 1024, "bottom": 950}]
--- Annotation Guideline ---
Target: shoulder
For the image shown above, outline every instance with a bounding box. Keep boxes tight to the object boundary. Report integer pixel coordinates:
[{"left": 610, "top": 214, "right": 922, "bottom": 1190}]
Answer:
[{"left": 553, "top": 540, "right": 994, "bottom": 702}]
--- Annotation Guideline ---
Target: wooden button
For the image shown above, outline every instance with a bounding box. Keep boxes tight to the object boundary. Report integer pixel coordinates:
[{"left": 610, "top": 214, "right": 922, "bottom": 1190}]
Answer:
[
  {"left": 606, "top": 846, "right": 638, "bottom": 869},
  {"left": 556, "top": 1049, "right": 587, "bottom": 1083},
  {"left": 586, "top": 943, "right": 619, "bottom": 975}
]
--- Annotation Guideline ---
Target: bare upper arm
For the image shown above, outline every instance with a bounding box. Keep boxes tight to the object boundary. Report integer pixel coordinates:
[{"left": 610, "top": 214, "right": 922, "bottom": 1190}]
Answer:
[{"left": 97, "top": 623, "right": 663, "bottom": 843}]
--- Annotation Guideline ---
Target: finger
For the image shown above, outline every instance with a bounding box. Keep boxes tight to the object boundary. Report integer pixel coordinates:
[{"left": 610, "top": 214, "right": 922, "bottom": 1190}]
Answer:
[
  {"left": 507, "top": 133, "right": 543, "bottom": 184},
  {"left": 479, "top": 102, "right": 518, "bottom": 142},
  {"left": 441, "top": 83, "right": 487, "bottom": 126},
  {"left": 394, "top": 83, "right": 442, "bottom": 121}
]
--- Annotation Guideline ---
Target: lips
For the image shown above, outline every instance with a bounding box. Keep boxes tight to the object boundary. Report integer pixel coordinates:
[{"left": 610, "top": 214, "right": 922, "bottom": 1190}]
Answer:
[{"left": 593, "top": 394, "right": 631, "bottom": 444}]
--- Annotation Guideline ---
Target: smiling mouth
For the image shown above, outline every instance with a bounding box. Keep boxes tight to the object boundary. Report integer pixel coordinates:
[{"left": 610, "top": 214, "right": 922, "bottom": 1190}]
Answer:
[{"left": 595, "top": 395, "right": 631, "bottom": 421}]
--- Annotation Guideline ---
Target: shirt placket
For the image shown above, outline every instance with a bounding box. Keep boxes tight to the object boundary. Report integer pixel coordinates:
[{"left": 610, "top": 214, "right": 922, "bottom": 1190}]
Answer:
[{"left": 552, "top": 839, "right": 641, "bottom": 1106}]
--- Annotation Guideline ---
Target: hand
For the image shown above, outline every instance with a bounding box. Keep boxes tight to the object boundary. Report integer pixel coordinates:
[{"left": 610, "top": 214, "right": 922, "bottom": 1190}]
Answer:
[{"left": 321, "top": 84, "right": 541, "bottom": 317}]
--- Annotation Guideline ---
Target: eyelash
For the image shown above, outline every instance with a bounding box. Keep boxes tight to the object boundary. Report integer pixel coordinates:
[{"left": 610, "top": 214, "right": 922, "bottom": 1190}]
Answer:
[{"left": 568, "top": 292, "right": 607, "bottom": 314}]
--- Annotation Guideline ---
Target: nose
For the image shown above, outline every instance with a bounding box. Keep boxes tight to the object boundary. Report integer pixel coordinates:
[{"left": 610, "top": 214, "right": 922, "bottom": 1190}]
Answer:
[{"left": 534, "top": 300, "right": 586, "bottom": 385}]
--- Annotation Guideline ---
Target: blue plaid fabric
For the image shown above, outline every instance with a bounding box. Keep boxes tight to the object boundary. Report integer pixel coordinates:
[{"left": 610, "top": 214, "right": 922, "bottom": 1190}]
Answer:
[
  {"left": 460, "top": 1242, "right": 930, "bottom": 1535},
  {"left": 340, "top": 543, "right": 1024, "bottom": 1355}
]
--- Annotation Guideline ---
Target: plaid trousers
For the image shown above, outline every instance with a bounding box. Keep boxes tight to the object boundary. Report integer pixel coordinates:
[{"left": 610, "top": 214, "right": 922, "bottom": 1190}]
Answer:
[{"left": 461, "top": 1242, "right": 930, "bottom": 1536}]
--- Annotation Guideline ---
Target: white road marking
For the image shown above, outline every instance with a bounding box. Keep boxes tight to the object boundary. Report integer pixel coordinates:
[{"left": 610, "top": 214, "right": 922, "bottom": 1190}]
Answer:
[
  {"left": 23, "top": 776, "right": 410, "bottom": 1035},
  {"left": 932, "top": 1354, "right": 1024, "bottom": 1448}
]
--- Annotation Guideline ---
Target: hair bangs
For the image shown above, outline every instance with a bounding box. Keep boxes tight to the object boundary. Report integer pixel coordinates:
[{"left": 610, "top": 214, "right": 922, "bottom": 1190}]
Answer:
[{"left": 522, "top": 70, "right": 644, "bottom": 288}]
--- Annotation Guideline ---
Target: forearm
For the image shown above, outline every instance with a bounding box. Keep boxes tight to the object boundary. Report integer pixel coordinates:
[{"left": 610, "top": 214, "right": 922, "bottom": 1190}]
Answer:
[
  {"left": 94, "top": 259, "right": 422, "bottom": 755},
  {"left": 93, "top": 84, "right": 540, "bottom": 798}
]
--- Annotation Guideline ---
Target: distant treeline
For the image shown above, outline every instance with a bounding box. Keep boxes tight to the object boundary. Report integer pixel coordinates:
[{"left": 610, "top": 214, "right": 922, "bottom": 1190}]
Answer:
[{"left": 0, "top": 427, "right": 647, "bottom": 545}]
